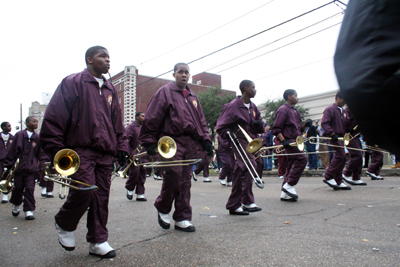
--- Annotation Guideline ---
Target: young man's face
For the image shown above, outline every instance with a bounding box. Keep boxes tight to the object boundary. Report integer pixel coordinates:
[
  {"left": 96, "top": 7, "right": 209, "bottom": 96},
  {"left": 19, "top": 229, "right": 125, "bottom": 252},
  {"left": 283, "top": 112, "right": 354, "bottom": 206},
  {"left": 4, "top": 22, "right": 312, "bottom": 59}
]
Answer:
[
  {"left": 265, "top": 125, "right": 270, "bottom": 132},
  {"left": 336, "top": 97, "right": 346, "bottom": 107},
  {"left": 173, "top": 64, "right": 190, "bottom": 89},
  {"left": 245, "top": 82, "right": 256, "bottom": 98},
  {"left": 288, "top": 93, "right": 298, "bottom": 105},
  {"left": 87, "top": 49, "right": 110, "bottom": 75},
  {"left": 26, "top": 118, "right": 38, "bottom": 130},
  {"left": 136, "top": 113, "right": 145, "bottom": 125},
  {"left": 2, "top": 123, "right": 11, "bottom": 133}
]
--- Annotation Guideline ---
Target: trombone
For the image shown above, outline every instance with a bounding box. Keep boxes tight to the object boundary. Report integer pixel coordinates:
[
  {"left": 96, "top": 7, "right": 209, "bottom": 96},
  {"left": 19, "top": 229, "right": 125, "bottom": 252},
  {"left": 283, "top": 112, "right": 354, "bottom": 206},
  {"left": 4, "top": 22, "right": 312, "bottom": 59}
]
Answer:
[
  {"left": 44, "top": 149, "right": 98, "bottom": 199},
  {"left": 0, "top": 159, "right": 19, "bottom": 194},
  {"left": 255, "top": 136, "right": 305, "bottom": 159},
  {"left": 227, "top": 125, "right": 264, "bottom": 189},
  {"left": 122, "top": 136, "right": 201, "bottom": 177}
]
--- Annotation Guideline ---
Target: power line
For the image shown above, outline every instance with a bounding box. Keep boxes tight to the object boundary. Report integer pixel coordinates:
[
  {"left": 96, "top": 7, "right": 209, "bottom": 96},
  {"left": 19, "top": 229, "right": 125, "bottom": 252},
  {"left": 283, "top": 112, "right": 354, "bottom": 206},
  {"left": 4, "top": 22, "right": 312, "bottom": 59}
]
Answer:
[
  {"left": 117, "top": 0, "right": 336, "bottom": 95},
  {"left": 201, "top": 12, "right": 342, "bottom": 73},
  {"left": 137, "top": 0, "right": 275, "bottom": 66}
]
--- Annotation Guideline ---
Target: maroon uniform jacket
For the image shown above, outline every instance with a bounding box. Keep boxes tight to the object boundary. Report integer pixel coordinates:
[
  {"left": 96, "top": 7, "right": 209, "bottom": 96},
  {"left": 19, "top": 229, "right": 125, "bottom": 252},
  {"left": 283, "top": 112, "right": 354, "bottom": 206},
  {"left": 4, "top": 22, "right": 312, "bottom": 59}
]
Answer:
[
  {"left": 271, "top": 103, "right": 302, "bottom": 141},
  {"left": 4, "top": 130, "right": 41, "bottom": 174},
  {"left": 125, "top": 121, "right": 141, "bottom": 155},
  {"left": 40, "top": 69, "right": 128, "bottom": 155},
  {"left": 139, "top": 81, "right": 211, "bottom": 146},
  {"left": 321, "top": 104, "right": 348, "bottom": 137},
  {"left": 0, "top": 133, "right": 14, "bottom": 162},
  {"left": 216, "top": 96, "right": 264, "bottom": 142}
]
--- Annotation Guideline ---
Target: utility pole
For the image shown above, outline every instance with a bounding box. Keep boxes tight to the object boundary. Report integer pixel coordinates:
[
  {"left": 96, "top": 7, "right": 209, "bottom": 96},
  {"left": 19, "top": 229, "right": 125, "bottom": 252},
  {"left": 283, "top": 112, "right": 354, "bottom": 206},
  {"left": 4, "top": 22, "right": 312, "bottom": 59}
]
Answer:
[{"left": 20, "top": 103, "right": 23, "bottom": 130}]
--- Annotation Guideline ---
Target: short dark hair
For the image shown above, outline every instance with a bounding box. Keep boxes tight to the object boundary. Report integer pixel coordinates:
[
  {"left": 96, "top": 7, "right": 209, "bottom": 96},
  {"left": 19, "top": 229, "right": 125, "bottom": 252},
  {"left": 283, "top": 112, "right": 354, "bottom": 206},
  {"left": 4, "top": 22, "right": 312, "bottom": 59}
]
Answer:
[
  {"left": 25, "top": 116, "right": 36, "bottom": 124},
  {"left": 85, "top": 46, "right": 107, "bottom": 65},
  {"left": 135, "top": 111, "right": 144, "bottom": 118},
  {"left": 174, "top": 63, "right": 189, "bottom": 72},
  {"left": 283, "top": 89, "right": 297, "bottom": 100},
  {"left": 239, "top": 80, "right": 254, "bottom": 93},
  {"left": 1, "top": 121, "right": 9, "bottom": 130},
  {"left": 335, "top": 91, "right": 344, "bottom": 100}
]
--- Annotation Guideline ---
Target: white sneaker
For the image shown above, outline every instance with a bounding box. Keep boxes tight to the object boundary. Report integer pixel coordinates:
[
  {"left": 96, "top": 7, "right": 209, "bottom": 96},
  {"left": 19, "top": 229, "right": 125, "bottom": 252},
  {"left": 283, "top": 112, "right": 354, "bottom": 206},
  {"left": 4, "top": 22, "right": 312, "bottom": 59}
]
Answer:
[
  {"left": 55, "top": 223, "right": 75, "bottom": 251},
  {"left": 136, "top": 194, "right": 147, "bottom": 202},
  {"left": 25, "top": 211, "right": 35, "bottom": 220},
  {"left": 352, "top": 180, "right": 367, "bottom": 185},
  {"left": 12, "top": 204, "right": 20, "bottom": 216},
  {"left": 227, "top": 182, "right": 232, "bottom": 187},
  {"left": 126, "top": 190, "right": 133, "bottom": 200},
  {"left": 175, "top": 220, "right": 195, "bottom": 232},
  {"left": 159, "top": 212, "right": 170, "bottom": 224},
  {"left": 89, "top": 241, "right": 116, "bottom": 258},
  {"left": 278, "top": 176, "right": 284, "bottom": 179},
  {"left": 342, "top": 174, "right": 353, "bottom": 183},
  {"left": 41, "top": 187, "right": 47, "bottom": 197},
  {"left": 192, "top": 172, "right": 197, "bottom": 182},
  {"left": 323, "top": 178, "right": 340, "bottom": 189},
  {"left": 203, "top": 177, "right": 212, "bottom": 183},
  {"left": 365, "top": 171, "right": 377, "bottom": 179},
  {"left": 375, "top": 175, "right": 384, "bottom": 180},
  {"left": 153, "top": 174, "right": 163, "bottom": 180},
  {"left": 282, "top": 182, "right": 298, "bottom": 199},
  {"left": 219, "top": 179, "right": 227, "bottom": 186},
  {"left": 2, "top": 194, "right": 8, "bottom": 203},
  {"left": 280, "top": 191, "right": 297, "bottom": 202},
  {"left": 338, "top": 183, "right": 351, "bottom": 190}
]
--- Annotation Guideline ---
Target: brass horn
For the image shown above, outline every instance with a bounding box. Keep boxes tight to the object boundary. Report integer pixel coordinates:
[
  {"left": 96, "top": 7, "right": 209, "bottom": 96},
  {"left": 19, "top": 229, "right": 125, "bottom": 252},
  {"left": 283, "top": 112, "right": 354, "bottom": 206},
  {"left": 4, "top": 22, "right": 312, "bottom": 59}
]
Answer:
[
  {"left": 44, "top": 149, "right": 98, "bottom": 198},
  {"left": 0, "top": 159, "right": 19, "bottom": 194},
  {"left": 306, "top": 133, "right": 350, "bottom": 147},
  {"left": 122, "top": 136, "right": 200, "bottom": 176},
  {"left": 257, "top": 136, "right": 305, "bottom": 157},
  {"left": 237, "top": 125, "right": 263, "bottom": 153}
]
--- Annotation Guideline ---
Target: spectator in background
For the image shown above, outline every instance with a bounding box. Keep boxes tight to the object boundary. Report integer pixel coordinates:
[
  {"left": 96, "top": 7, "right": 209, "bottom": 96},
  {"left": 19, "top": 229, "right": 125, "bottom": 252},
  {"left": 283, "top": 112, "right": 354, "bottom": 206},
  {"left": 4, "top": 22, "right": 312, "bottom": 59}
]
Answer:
[
  {"left": 262, "top": 124, "right": 273, "bottom": 171},
  {"left": 304, "top": 119, "right": 318, "bottom": 170}
]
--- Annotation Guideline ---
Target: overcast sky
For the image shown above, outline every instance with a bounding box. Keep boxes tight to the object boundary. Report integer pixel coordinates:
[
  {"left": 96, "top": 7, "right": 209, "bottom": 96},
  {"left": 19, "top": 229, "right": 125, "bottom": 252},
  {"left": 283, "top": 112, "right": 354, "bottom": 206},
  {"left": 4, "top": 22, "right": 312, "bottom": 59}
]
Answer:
[{"left": 1, "top": 0, "right": 348, "bottom": 133}]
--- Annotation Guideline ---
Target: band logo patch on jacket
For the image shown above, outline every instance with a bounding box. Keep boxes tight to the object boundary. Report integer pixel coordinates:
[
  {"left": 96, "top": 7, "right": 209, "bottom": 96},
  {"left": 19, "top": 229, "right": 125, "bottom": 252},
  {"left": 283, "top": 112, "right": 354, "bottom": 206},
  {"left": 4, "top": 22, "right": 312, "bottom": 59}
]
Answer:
[
  {"left": 32, "top": 141, "right": 37, "bottom": 148},
  {"left": 108, "top": 95, "right": 113, "bottom": 106},
  {"left": 192, "top": 99, "right": 198, "bottom": 108},
  {"left": 253, "top": 110, "right": 256, "bottom": 117}
]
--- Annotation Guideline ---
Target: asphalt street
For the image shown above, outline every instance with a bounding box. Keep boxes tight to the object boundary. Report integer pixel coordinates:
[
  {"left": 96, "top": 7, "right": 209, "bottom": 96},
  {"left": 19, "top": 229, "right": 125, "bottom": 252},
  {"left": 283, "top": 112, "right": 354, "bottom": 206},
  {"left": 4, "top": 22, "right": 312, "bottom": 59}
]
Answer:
[{"left": 1, "top": 171, "right": 399, "bottom": 266}]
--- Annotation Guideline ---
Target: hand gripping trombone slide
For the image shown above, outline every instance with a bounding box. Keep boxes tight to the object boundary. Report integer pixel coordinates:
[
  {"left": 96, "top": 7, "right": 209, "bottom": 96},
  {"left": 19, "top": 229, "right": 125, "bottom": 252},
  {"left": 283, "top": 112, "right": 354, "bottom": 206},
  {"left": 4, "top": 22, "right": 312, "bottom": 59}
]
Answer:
[{"left": 227, "top": 125, "right": 264, "bottom": 189}]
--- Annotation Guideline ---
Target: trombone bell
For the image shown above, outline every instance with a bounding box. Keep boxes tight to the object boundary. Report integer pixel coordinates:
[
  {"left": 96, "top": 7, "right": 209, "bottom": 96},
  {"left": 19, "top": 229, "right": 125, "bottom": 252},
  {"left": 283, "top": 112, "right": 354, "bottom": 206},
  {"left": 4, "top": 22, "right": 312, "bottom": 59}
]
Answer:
[
  {"left": 54, "top": 149, "right": 80, "bottom": 176},
  {"left": 158, "top": 136, "right": 177, "bottom": 159},
  {"left": 296, "top": 136, "right": 305, "bottom": 151},
  {"left": 237, "top": 124, "right": 263, "bottom": 153}
]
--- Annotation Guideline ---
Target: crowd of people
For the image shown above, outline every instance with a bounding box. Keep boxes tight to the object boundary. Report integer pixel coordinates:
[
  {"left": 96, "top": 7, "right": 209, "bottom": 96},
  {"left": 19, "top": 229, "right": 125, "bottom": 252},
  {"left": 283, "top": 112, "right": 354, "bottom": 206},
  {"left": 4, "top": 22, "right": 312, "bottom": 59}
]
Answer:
[{"left": 1, "top": 29, "right": 399, "bottom": 259}]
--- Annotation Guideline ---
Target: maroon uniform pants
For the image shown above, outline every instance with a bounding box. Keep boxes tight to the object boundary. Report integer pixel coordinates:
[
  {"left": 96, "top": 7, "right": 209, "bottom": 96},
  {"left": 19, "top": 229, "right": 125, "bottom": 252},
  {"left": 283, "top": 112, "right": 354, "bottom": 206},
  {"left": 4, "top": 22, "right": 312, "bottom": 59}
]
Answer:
[
  {"left": 55, "top": 148, "right": 113, "bottom": 243},
  {"left": 125, "top": 165, "right": 146, "bottom": 194},
  {"left": 226, "top": 138, "right": 256, "bottom": 210},
  {"left": 255, "top": 155, "right": 264, "bottom": 179},
  {"left": 39, "top": 170, "right": 54, "bottom": 192},
  {"left": 367, "top": 151, "right": 383, "bottom": 175},
  {"left": 194, "top": 151, "right": 210, "bottom": 177},
  {"left": 282, "top": 144, "right": 307, "bottom": 187},
  {"left": 275, "top": 149, "right": 286, "bottom": 177},
  {"left": 218, "top": 148, "right": 235, "bottom": 182},
  {"left": 343, "top": 138, "right": 362, "bottom": 180},
  {"left": 324, "top": 140, "right": 346, "bottom": 184},
  {"left": 10, "top": 172, "right": 36, "bottom": 211},
  {"left": 154, "top": 136, "right": 197, "bottom": 222}
]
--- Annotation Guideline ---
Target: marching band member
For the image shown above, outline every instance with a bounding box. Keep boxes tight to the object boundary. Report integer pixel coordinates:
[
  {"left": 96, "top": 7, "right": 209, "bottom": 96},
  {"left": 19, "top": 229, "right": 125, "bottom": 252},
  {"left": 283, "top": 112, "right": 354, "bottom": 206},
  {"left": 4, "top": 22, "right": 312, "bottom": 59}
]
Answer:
[
  {"left": 0, "top": 121, "right": 14, "bottom": 203},
  {"left": 216, "top": 80, "right": 264, "bottom": 215},
  {"left": 271, "top": 89, "right": 307, "bottom": 202},
  {"left": 38, "top": 152, "right": 55, "bottom": 197},
  {"left": 342, "top": 109, "right": 367, "bottom": 186},
  {"left": 139, "top": 63, "right": 212, "bottom": 232},
  {"left": 40, "top": 46, "right": 128, "bottom": 258},
  {"left": 321, "top": 92, "right": 351, "bottom": 190},
  {"left": 125, "top": 112, "right": 147, "bottom": 201},
  {"left": 4, "top": 116, "right": 41, "bottom": 220},
  {"left": 217, "top": 134, "right": 234, "bottom": 187}
]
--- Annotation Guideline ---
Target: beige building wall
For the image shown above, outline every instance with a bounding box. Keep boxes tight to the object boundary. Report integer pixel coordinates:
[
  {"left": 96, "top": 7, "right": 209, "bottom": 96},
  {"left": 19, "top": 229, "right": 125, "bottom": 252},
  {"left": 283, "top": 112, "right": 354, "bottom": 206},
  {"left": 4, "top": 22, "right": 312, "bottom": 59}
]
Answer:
[{"left": 298, "top": 90, "right": 338, "bottom": 123}]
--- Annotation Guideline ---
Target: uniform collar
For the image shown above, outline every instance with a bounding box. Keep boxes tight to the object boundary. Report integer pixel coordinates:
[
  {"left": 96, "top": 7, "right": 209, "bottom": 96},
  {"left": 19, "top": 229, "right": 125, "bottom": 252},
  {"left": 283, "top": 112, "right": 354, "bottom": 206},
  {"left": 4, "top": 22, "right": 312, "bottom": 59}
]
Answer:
[
  {"left": 169, "top": 81, "right": 193, "bottom": 97},
  {"left": 82, "top": 68, "right": 114, "bottom": 91}
]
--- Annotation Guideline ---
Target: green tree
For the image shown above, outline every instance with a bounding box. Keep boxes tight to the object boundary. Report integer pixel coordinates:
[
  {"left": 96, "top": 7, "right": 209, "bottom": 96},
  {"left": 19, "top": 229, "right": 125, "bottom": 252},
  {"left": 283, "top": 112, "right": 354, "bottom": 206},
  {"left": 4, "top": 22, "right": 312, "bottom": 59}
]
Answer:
[
  {"left": 197, "top": 86, "right": 236, "bottom": 138},
  {"left": 260, "top": 98, "right": 309, "bottom": 126}
]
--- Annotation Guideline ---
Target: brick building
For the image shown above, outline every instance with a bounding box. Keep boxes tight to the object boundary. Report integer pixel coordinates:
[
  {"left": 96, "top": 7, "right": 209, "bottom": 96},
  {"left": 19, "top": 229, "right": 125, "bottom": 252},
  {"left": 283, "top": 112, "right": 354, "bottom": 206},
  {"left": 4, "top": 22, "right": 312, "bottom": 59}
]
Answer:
[{"left": 110, "top": 65, "right": 235, "bottom": 126}]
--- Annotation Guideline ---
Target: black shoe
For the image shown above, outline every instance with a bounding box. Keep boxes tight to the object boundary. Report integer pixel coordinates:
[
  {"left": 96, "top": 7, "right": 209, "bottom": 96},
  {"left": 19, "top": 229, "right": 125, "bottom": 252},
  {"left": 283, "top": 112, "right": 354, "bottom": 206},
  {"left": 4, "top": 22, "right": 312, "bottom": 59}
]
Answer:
[
  {"left": 126, "top": 192, "right": 133, "bottom": 200},
  {"left": 323, "top": 179, "right": 340, "bottom": 190},
  {"left": 46, "top": 194, "right": 54, "bottom": 198},
  {"left": 41, "top": 193, "right": 47, "bottom": 197},
  {"left": 242, "top": 206, "right": 262, "bottom": 212},
  {"left": 229, "top": 210, "right": 249, "bottom": 215},
  {"left": 136, "top": 197, "right": 147, "bottom": 202},
  {"left": 12, "top": 210, "right": 20, "bottom": 217},
  {"left": 158, "top": 213, "right": 170, "bottom": 229},
  {"left": 1, "top": 200, "right": 8, "bottom": 204},
  {"left": 281, "top": 197, "right": 297, "bottom": 202},
  {"left": 174, "top": 225, "right": 196, "bottom": 232},
  {"left": 89, "top": 250, "right": 116, "bottom": 258},
  {"left": 25, "top": 215, "right": 35, "bottom": 220}
]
